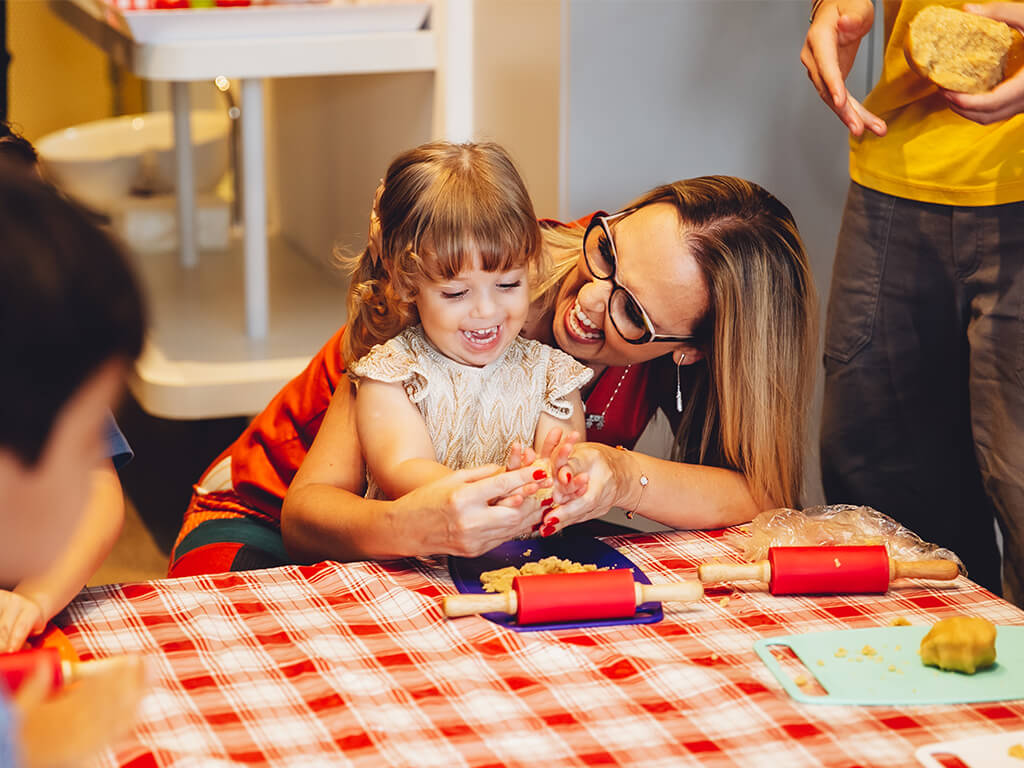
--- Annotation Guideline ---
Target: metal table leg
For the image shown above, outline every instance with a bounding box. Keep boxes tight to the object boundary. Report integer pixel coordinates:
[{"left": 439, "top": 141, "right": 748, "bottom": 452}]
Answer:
[
  {"left": 171, "top": 81, "right": 198, "bottom": 269},
  {"left": 240, "top": 77, "right": 268, "bottom": 339}
]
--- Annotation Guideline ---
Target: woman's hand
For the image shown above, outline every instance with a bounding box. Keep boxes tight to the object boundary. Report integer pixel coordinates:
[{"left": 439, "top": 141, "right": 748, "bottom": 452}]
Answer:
[
  {"left": 506, "top": 430, "right": 588, "bottom": 536},
  {"left": 800, "top": 0, "right": 886, "bottom": 136},
  {"left": 943, "top": 3, "right": 1024, "bottom": 124},
  {"left": 538, "top": 442, "right": 632, "bottom": 534},
  {"left": 391, "top": 463, "right": 548, "bottom": 558}
]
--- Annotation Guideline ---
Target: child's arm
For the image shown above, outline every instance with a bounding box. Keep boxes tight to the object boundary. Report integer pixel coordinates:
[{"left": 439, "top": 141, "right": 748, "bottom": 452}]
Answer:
[
  {"left": 534, "top": 390, "right": 585, "bottom": 456},
  {"left": 0, "top": 461, "right": 124, "bottom": 652},
  {"left": 356, "top": 378, "right": 452, "bottom": 499}
]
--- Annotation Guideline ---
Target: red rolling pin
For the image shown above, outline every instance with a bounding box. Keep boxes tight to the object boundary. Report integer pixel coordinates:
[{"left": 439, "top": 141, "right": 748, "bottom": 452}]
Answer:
[
  {"left": 697, "top": 545, "right": 959, "bottom": 595},
  {"left": 443, "top": 568, "right": 704, "bottom": 623}
]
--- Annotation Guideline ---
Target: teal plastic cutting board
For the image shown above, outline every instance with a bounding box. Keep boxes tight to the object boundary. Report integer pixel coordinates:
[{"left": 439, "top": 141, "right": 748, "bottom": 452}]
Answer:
[{"left": 754, "top": 625, "right": 1024, "bottom": 706}]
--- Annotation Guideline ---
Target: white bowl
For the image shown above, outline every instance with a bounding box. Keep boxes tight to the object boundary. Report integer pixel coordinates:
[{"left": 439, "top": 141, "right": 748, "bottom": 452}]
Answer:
[{"left": 36, "top": 110, "right": 229, "bottom": 212}]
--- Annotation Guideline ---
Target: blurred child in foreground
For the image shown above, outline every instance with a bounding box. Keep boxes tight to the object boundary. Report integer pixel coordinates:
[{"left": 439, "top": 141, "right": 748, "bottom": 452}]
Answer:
[
  {"left": 0, "top": 121, "right": 137, "bottom": 653},
  {"left": 0, "top": 163, "right": 147, "bottom": 766}
]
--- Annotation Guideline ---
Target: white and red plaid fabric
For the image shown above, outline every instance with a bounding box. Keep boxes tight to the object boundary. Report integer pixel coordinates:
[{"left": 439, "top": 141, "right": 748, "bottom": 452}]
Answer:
[{"left": 60, "top": 529, "right": 1024, "bottom": 767}]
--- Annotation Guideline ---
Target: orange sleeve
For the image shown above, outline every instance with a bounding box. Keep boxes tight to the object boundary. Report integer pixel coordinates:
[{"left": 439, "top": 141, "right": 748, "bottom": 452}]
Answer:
[{"left": 229, "top": 325, "right": 348, "bottom": 522}]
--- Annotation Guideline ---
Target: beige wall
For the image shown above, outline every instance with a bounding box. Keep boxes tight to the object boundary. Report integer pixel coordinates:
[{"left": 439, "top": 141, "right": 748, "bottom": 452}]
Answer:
[
  {"left": 270, "top": 1, "right": 563, "bottom": 268},
  {"left": 269, "top": 71, "right": 435, "bottom": 270},
  {"left": 7, "top": 0, "right": 141, "bottom": 141},
  {"left": 472, "top": 0, "right": 560, "bottom": 219}
]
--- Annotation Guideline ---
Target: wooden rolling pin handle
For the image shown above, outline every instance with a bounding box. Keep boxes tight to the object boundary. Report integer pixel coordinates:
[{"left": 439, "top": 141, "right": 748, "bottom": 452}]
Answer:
[
  {"left": 697, "top": 561, "right": 771, "bottom": 584},
  {"left": 636, "top": 580, "right": 704, "bottom": 604},
  {"left": 443, "top": 590, "right": 518, "bottom": 617},
  {"left": 889, "top": 559, "right": 960, "bottom": 581}
]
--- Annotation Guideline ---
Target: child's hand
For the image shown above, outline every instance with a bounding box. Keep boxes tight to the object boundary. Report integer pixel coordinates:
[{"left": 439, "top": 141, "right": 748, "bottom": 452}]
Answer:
[
  {"left": 505, "top": 440, "right": 538, "bottom": 472},
  {"left": 0, "top": 590, "right": 45, "bottom": 653},
  {"left": 508, "top": 429, "right": 588, "bottom": 537},
  {"left": 17, "top": 654, "right": 147, "bottom": 767}
]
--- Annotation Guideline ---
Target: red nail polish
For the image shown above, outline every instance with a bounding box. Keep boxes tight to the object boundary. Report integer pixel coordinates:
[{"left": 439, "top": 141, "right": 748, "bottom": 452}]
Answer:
[
  {"left": 541, "top": 527, "right": 555, "bottom": 537},
  {"left": 541, "top": 497, "right": 554, "bottom": 507},
  {"left": 532, "top": 469, "right": 548, "bottom": 480},
  {"left": 565, "top": 472, "right": 572, "bottom": 482},
  {"left": 546, "top": 517, "right": 560, "bottom": 526}
]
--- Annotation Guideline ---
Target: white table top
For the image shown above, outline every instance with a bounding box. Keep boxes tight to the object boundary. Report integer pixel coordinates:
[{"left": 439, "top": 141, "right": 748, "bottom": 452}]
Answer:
[{"left": 49, "top": 0, "right": 436, "bottom": 81}]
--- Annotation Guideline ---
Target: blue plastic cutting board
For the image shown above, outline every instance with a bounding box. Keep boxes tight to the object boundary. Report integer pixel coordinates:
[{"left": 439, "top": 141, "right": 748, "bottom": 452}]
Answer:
[
  {"left": 755, "top": 625, "right": 1024, "bottom": 706},
  {"left": 448, "top": 536, "right": 663, "bottom": 632}
]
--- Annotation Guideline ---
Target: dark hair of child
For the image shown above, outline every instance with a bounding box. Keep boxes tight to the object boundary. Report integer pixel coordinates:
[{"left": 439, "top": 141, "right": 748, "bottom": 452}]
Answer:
[{"left": 0, "top": 167, "right": 146, "bottom": 466}]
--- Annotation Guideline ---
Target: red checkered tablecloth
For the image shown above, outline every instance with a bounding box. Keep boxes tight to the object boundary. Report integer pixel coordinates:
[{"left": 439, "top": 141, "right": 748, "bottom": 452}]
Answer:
[{"left": 59, "top": 529, "right": 1024, "bottom": 767}]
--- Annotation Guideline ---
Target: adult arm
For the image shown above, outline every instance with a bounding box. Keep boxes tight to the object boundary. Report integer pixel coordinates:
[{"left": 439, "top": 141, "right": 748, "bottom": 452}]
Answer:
[
  {"left": 282, "top": 380, "right": 545, "bottom": 561},
  {"left": 542, "top": 442, "right": 764, "bottom": 533},
  {"left": 0, "top": 461, "right": 124, "bottom": 652},
  {"left": 943, "top": 3, "right": 1024, "bottom": 124},
  {"left": 800, "top": 0, "right": 886, "bottom": 136}
]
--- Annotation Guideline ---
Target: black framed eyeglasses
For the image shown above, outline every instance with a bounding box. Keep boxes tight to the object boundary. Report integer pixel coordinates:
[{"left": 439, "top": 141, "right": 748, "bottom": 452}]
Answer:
[{"left": 583, "top": 210, "right": 698, "bottom": 345}]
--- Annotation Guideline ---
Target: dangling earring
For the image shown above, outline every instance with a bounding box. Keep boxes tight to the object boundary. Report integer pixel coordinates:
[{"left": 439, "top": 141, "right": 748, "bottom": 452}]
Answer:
[{"left": 675, "top": 353, "right": 686, "bottom": 413}]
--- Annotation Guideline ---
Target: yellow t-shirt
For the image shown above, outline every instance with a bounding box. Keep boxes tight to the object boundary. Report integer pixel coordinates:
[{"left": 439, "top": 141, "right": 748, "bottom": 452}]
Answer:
[{"left": 850, "top": 0, "right": 1024, "bottom": 206}]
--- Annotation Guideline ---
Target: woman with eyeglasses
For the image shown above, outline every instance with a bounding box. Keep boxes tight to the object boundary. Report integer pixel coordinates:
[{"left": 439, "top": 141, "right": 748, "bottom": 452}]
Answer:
[
  {"left": 519, "top": 176, "right": 817, "bottom": 536},
  {"left": 168, "top": 172, "right": 816, "bottom": 575}
]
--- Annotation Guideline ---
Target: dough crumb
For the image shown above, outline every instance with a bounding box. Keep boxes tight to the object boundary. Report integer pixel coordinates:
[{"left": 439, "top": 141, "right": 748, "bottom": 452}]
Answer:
[
  {"left": 816, "top": 659, "right": 825, "bottom": 667},
  {"left": 889, "top": 616, "right": 911, "bottom": 626},
  {"left": 834, "top": 558, "right": 841, "bottom": 568},
  {"left": 710, "top": 653, "right": 719, "bottom": 662},
  {"left": 861, "top": 645, "right": 877, "bottom": 656},
  {"left": 1008, "top": 744, "right": 1024, "bottom": 760},
  {"left": 480, "top": 556, "right": 602, "bottom": 592},
  {"left": 718, "top": 596, "right": 730, "bottom": 607},
  {"left": 522, "top": 549, "right": 532, "bottom": 557},
  {"left": 834, "top": 648, "right": 847, "bottom": 658},
  {"left": 794, "top": 675, "right": 808, "bottom": 687}
]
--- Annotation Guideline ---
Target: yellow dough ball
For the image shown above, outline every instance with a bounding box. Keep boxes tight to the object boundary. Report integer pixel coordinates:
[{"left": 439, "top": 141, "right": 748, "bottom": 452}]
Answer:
[{"left": 919, "top": 616, "right": 997, "bottom": 674}]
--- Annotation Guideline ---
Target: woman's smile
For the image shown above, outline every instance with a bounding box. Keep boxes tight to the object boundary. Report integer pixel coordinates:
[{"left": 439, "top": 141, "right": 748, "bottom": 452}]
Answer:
[{"left": 563, "top": 296, "right": 603, "bottom": 343}]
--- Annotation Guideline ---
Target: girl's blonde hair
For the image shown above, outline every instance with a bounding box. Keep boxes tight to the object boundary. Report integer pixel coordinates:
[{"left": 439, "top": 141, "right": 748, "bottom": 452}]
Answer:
[
  {"left": 342, "top": 141, "right": 543, "bottom": 365},
  {"left": 540, "top": 176, "right": 817, "bottom": 509}
]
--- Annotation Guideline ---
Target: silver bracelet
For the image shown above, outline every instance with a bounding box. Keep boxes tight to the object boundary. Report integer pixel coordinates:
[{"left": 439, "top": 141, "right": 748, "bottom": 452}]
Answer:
[
  {"left": 615, "top": 445, "right": 648, "bottom": 520},
  {"left": 809, "top": 0, "right": 825, "bottom": 23}
]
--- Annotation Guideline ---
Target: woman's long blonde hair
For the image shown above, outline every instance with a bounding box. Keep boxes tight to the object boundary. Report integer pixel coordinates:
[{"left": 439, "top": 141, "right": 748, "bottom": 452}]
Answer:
[
  {"left": 541, "top": 176, "right": 817, "bottom": 508},
  {"left": 341, "top": 141, "right": 544, "bottom": 366}
]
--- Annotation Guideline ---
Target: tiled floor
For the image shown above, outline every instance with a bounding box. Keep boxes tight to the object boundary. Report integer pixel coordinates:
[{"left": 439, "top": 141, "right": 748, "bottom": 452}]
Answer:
[
  {"left": 89, "top": 499, "right": 167, "bottom": 586},
  {"left": 89, "top": 396, "right": 249, "bottom": 586}
]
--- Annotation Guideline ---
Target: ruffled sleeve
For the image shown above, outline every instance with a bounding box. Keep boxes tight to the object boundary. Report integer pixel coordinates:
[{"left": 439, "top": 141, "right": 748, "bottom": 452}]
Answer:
[
  {"left": 536, "top": 344, "right": 593, "bottom": 420},
  {"left": 348, "top": 327, "right": 431, "bottom": 404}
]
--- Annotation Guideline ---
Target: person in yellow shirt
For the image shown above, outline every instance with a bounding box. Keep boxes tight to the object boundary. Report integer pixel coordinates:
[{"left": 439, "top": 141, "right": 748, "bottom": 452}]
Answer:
[{"left": 802, "top": 1, "right": 1024, "bottom": 605}]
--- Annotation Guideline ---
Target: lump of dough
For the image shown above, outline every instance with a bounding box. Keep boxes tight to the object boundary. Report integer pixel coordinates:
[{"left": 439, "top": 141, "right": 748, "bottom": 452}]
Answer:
[
  {"left": 919, "top": 616, "right": 996, "bottom": 674},
  {"left": 905, "top": 6, "right": 1020, "bottom": 94}
]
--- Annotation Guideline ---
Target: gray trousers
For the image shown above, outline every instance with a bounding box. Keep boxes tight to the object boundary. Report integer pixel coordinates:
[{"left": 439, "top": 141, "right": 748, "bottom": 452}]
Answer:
[{"left": 821, "top": 182, "right": 1024, "bottom": 605}]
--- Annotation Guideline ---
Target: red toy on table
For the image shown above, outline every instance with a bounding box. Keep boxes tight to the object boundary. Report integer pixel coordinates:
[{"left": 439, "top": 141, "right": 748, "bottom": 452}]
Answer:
[
  {"left": 443, "top": 568, "right": 704, "bottom": 624},
  {"left": 698, "top": 545, "right": 959, "bottom": 595}
]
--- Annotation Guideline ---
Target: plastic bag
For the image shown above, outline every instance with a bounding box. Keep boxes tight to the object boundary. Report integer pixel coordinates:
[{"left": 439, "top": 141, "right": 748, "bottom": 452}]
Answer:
[{"left": 740, "top": 504, "right": 966, "bottom": 575}]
